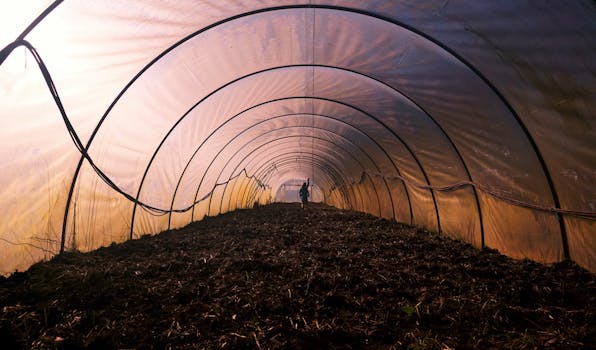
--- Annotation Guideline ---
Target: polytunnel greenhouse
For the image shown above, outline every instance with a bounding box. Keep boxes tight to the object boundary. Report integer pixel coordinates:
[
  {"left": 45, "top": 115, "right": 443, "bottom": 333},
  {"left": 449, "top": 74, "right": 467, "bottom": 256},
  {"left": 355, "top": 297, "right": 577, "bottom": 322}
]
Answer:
[{"left": 0, "top": 1, "right": 595, "bottom": 348}]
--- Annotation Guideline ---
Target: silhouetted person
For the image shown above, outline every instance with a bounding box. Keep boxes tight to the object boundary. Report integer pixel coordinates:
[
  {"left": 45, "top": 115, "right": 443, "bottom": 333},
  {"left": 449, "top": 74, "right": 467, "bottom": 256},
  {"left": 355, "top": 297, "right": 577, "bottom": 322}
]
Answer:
[{"left": 299, "top": 178, "right": 310, "bottom": 209}]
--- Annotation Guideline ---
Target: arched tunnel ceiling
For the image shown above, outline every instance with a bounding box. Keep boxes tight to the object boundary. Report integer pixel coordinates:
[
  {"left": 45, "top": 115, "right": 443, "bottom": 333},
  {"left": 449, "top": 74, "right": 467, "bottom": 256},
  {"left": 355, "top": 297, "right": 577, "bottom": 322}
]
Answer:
[{"left": 0, "top": 1, "right": 594, "bottom": 274}]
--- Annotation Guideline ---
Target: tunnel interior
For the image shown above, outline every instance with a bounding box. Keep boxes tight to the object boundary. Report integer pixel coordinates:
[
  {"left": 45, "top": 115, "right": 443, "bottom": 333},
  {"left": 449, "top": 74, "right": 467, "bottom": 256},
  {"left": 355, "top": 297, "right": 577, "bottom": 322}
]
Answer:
[{"left": 0, "top": 1, "right": 595, "bottom": 275}]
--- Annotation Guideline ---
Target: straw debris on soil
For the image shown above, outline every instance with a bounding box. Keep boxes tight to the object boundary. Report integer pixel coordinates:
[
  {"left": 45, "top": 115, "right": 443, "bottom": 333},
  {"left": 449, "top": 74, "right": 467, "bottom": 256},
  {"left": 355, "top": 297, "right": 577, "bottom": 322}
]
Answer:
[{"left": 0, "top": 203, "right": 594, "bottom": 349}]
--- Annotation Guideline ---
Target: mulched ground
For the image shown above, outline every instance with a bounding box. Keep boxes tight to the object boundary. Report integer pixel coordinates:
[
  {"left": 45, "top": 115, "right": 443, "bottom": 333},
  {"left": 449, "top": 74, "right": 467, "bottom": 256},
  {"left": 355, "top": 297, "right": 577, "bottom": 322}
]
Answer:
[{"left": 0, "top": 203, "right": 594, "bottom": 349}]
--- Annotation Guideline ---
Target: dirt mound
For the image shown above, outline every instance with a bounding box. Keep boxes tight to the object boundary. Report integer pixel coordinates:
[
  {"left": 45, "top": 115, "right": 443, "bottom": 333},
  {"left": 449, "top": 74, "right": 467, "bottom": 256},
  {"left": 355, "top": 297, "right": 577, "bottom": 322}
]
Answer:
[{"left": 1, "top": 203, "right": 594, "bottom": 349}]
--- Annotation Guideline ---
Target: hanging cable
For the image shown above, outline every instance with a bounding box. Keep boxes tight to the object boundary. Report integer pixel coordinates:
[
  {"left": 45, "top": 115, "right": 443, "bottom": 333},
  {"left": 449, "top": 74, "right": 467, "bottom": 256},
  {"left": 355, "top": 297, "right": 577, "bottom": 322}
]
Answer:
[
  {"left": 356, "top": 171, "right": 596, "bottom": 220},
  {"left": 1, "top": 40, "right": 270, "bottom": 217},
  {"left": 1, "top": 40, "right": 594, "bottom": 221}
]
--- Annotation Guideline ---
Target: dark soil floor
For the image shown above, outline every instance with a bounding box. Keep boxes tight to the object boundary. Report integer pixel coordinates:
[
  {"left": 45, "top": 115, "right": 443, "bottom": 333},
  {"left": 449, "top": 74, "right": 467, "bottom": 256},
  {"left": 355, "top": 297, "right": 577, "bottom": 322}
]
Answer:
[{"left": 0, "top": 203, "right": 594, "bottom": 349}]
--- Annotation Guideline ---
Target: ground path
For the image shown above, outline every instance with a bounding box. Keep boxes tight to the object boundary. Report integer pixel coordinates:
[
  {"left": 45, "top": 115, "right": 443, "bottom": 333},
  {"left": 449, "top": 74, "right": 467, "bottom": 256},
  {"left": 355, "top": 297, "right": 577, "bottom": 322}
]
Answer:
[{"left": 1, "top": 203, "right": 594, "bottom": 349}]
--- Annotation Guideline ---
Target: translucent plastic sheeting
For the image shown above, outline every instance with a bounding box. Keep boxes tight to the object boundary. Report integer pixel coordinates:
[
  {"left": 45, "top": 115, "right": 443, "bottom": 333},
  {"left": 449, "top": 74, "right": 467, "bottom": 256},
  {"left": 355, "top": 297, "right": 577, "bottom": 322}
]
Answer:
[
  {"left": 144, "top": 128, "right": 368, "bottom": 235},
  {"left": 66, "top": 161, "right": 133, "bottom": 252},
  {"left": 208, "top": 134, "right": 379, "bottom": 216},
  {"left": 200, "top": 124, "right": 376, "bottom": 191},
  {"left": 0, "top": 1, "right": 55, "bottom": 45},
  {"left": 171, "top": 99, "right": 406, "bottom": 213},
  {"left": 1, "top": 1, "right": 594, "bottom": 274},
  {"left": 396, "top": 1, "right": 596, "bottom": 269},
  {"left": 236, "top": 144, "right": 360, "bottom": 194},
  {"left": 0, "top": 56, "right": 77, "bottom": 273},
  {"left": 234, "top": 128, "right": 380, "bottom": 208}
]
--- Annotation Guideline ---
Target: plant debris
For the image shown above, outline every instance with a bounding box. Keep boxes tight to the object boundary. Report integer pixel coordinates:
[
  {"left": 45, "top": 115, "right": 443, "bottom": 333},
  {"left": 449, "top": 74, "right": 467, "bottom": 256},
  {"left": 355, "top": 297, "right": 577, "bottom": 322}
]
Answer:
[{"left": 0, "top": 203, "right": 594, "bottom": 349}]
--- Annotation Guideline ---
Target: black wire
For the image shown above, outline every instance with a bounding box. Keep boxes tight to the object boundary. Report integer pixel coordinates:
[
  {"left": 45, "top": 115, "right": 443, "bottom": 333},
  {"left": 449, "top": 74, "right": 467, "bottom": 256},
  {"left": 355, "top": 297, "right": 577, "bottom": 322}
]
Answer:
[
  {"left": 4, "top": 40, "right": 269, "bottom": 217},
  {"left": 2, "top": 40, "right": 594, "bottom": 221}
]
